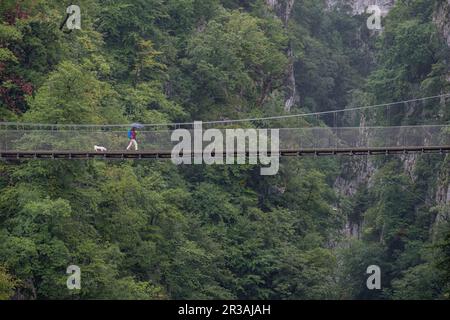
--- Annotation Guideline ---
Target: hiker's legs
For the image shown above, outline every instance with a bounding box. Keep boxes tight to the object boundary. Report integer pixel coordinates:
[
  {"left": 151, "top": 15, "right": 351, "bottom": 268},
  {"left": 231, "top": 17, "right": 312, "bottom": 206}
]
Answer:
[
  {"left": 127, "top": 139, "right": 138, "bottom": 151},
  {"left": 126, "top": 139, "right": 134, "bottom": 150}
]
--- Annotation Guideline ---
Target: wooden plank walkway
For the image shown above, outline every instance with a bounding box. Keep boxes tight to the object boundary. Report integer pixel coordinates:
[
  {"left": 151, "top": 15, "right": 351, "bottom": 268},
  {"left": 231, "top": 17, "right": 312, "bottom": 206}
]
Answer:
[{"left": 1, "top": 146, "right": 449, "bottom": 160}]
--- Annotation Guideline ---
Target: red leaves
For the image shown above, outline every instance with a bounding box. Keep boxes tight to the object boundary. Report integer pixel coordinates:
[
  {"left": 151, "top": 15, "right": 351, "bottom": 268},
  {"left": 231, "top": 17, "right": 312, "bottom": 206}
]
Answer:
[
  {"left": 3, "top": 3, "right": 30, "bottom": 25},
  {"left": 21, "top": 81, "right": 33, "bottom": 95},
  {"left": 0, "top": 74, "right": 33, "bottom": 114},
  {"left": 1, "top": 3, "right": 31, "bottom": 112},
  {"left": 0, "top": 2, "right": 34, "bottom": 114}
]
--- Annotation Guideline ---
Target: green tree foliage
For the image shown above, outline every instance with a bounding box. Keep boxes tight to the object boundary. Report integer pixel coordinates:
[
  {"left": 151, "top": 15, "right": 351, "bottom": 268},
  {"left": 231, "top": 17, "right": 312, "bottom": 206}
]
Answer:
[
  {"left": 24, "top": 61, "right": 124, "bottom": 124},
  {"left": 183, "top": 9, "right": 288, "bottom": 118},
  {"left": 336, "top": 0, "right": 450, "bottom": 300},
  {"left": 0, "top": 0, "right": 449, "bottom": 301},
  {"left": 364, "top": 0, "right": 450, "bottom": 125},
  {"left": 0, "top": 264, "right": 16, "bottom": 300}
]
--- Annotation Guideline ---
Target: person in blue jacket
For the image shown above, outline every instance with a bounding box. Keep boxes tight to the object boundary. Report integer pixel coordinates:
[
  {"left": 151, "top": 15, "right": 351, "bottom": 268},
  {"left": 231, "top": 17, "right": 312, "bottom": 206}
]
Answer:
[{"left": 126, "top": 127, "right": 138, "bottom": 151}]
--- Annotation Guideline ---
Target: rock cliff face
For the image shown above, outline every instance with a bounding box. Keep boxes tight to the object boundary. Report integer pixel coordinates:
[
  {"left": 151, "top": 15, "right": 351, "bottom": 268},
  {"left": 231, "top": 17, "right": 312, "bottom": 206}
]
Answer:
[
  {"left": 434, "top": 157, "right": 450, "bottom": 231},
  {"left": 328, "top": 0, "right": 449, "bottom": 45},
  {"left": 265, "top": 0, "right": 450, "bottom": 113},
  {"left": 266, "top": 0, "right": 295, "bottom": 25},
  {"left": 433, "top": 0, "right": 450, "bottom": 47},
  {"left": 327, "top": 0, "right": 450, "bottom": 239},
  {"left": 326, "top": 0, "right": 396, "bottom": 15},
  {"left": 433, "top": 1, "right": 450, "bottom": 231},
  {"left": 266, "top": 0, "right": 297, "bottom": 112},
  {"left": 349, "top": 0, "right": 395, "bottom": 15}
]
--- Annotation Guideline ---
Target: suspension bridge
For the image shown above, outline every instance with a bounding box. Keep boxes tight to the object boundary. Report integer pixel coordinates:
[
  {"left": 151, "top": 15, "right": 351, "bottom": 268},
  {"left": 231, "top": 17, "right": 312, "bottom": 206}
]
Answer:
[
  {"left": 0, "top": 95, "right": 449, "bottom": 160},
  {"left": 0, "top": 125, "right": 448, "bottom": 160}
]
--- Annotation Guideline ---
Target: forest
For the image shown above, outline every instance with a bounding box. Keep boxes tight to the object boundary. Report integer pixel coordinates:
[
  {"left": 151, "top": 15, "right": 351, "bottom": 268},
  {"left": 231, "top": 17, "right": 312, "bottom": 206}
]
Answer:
[{"left": 0, "top": 0, "right": 449, "bottom": 300}]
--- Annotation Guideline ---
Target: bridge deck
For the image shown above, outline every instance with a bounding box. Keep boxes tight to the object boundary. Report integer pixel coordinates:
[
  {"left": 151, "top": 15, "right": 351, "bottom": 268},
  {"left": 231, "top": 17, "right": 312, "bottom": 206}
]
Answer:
[{"left": 1, "top": 146, "right": 449, "bottom": 160}]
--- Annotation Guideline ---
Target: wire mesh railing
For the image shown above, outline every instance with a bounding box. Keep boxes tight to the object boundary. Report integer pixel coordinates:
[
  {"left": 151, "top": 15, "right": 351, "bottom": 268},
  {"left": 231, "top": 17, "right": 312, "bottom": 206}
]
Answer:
[{"left": 0, "top": 125, "right": 448, "bottom": 153}]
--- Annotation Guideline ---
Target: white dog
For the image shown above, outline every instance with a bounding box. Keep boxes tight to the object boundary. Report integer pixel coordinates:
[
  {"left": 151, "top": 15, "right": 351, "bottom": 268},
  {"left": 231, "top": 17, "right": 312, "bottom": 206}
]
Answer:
[{"left": 94, "top": 145, "right": 107, "bottom": 152}]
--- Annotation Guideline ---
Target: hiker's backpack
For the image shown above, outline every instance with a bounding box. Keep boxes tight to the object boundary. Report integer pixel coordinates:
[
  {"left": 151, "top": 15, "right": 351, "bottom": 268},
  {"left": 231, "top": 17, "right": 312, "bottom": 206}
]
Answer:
[{"left": 128, "top": 130, "right": 132, "bottom": 139}]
